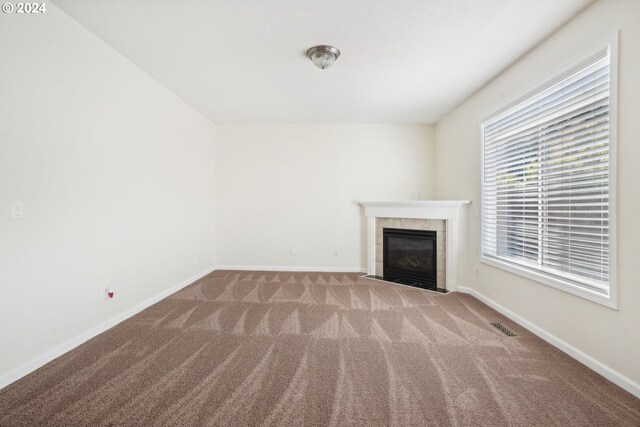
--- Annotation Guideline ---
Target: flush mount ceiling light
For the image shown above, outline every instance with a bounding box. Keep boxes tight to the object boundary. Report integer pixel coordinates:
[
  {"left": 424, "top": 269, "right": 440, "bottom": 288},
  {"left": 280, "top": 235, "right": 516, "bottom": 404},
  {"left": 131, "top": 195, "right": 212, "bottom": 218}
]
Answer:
[{"left": 306, "top": 45, "right": 340, "bottom": 70}]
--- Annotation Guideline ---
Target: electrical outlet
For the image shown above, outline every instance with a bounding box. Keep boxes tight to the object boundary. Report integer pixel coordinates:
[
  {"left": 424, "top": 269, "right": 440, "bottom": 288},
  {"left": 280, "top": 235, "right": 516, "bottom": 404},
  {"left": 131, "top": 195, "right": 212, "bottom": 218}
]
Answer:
[
  {"left": 290, "top": 247, "right": 297, "bottom": 256},
  {"left": 334, "top": 250, "right": 339, "bottom": 257},
  {"left": 475, "top": 268, "right": 480, "bottom": 278}
]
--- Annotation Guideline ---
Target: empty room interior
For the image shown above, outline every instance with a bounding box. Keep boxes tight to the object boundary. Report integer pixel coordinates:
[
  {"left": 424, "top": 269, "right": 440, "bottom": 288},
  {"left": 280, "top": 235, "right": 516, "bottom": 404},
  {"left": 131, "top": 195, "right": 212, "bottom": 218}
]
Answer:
[{"left": 1, "top": 0, "right": 640, "bottom": 425}]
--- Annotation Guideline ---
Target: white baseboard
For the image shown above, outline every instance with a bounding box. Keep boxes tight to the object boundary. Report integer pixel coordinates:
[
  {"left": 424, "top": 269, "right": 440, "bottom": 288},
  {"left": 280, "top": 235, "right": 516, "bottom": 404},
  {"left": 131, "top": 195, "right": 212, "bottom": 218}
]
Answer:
[
  {"left": 215, "top": 265, "right": 367, "bottom": 273},
  {"left": 457, "top": 286, "right": 640, "bottom": 399},
  {"left": 0, "top": 267, "right": 215, "bottom": 391}
]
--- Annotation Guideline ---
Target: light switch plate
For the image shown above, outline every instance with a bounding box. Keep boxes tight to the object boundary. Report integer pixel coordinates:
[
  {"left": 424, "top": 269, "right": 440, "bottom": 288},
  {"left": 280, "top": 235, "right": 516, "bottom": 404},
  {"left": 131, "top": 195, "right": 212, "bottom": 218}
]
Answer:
[{"left": 11, "top": 202, "right": 23, "bottom": 220}]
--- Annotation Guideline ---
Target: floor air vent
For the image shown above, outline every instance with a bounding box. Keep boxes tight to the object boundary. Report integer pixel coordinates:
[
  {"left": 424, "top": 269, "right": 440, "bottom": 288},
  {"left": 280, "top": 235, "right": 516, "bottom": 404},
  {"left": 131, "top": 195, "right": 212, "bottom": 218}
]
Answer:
[{"left": 491, "top": 322, "right": 517, "bottom": 337}]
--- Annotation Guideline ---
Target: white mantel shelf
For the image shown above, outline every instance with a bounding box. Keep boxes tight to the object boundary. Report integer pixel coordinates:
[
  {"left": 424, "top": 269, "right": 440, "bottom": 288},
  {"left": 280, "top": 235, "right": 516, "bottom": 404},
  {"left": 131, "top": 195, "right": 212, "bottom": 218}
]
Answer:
[
  {"left": 358, "top": 200, "right": 471, "bottom": 292},
  {"left": 359, "top": 200, "right": 470, "bottom": 220}
]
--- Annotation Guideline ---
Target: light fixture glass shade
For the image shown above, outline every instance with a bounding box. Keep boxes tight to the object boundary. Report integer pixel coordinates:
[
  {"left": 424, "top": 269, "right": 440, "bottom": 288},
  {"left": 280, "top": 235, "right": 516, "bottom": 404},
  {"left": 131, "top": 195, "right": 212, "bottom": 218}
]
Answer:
[{"left": 307, "top": 45, "right": 340, "bottom": 70}]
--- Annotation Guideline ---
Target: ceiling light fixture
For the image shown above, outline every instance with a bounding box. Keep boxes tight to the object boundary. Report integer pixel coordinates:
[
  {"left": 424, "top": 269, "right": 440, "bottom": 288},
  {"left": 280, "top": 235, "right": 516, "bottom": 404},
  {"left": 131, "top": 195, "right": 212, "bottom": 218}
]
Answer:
[{"left": 306, "top": 45, "right": 340, "bottom": 70}]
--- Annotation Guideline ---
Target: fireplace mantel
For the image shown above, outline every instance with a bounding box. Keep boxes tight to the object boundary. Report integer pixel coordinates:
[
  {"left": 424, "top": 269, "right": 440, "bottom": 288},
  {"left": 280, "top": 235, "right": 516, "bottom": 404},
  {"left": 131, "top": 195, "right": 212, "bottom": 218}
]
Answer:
[{"left": 359, "top": 200, "right": 470, "bottom": 291}]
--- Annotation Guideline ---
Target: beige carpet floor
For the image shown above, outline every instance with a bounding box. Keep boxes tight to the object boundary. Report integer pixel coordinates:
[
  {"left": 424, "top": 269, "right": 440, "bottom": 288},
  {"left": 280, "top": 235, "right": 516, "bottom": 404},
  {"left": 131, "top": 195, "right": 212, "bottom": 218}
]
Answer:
[{"left": 1, "top": 270, "right": 639, "bottom": 426}]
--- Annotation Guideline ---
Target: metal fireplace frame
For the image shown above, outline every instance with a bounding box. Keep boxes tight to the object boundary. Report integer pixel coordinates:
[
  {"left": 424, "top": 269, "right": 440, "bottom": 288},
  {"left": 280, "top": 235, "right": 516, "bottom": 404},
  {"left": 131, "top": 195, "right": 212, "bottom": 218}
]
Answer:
[{"left": 383, "top": 228, "right": 437, "bottom": 290}]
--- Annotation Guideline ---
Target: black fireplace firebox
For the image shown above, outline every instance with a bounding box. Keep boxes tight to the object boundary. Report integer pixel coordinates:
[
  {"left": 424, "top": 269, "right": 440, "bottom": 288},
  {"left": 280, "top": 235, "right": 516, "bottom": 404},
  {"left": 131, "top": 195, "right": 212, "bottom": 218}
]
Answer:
[{"left": 383, "top": 228, "right": 437, "bottom": 290}]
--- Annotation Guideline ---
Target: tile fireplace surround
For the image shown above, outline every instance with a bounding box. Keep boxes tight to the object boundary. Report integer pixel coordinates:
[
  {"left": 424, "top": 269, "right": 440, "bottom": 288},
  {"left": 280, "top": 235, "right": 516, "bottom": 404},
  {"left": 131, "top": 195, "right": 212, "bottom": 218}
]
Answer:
[{"left": 359, "top": 200, "right": 471, "bottom": 292}]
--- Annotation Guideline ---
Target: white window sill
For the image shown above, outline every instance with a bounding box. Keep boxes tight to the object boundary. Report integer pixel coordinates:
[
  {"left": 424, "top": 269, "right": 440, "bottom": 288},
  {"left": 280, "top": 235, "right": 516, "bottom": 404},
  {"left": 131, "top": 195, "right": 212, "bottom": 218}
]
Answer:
[{"left": 480, "top": 256, "right": 617, "bottom": 310}]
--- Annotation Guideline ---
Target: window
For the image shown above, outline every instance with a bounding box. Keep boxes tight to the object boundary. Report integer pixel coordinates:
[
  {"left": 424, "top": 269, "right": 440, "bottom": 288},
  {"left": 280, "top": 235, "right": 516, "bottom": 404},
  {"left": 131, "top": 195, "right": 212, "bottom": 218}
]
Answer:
[{"left": 481, "top": 39, "right": 617, "bottom": 307}]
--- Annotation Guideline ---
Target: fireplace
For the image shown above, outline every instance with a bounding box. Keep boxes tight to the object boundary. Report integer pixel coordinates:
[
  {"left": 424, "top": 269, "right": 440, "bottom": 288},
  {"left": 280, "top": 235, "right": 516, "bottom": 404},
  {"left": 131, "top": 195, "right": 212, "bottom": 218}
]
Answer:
[
  {"left": 383, "top": 228, "right": 437, "bottom": 290},
  {"left": 360, "top": 200, "right": 471, "bottom": 292}
]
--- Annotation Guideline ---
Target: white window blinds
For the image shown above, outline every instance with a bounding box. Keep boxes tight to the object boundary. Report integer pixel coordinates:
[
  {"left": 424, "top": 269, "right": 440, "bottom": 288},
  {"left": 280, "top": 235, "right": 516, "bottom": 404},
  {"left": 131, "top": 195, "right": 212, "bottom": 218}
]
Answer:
[{"left": 481, "top": 52, "right": 611, "bottom": 295}]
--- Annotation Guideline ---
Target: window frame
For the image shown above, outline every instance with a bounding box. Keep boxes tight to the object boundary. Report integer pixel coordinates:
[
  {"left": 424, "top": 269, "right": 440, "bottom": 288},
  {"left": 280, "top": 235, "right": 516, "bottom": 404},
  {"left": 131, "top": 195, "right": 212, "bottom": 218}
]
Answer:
[{"left": 479, "top": 33, "right": 618, "bottom": 309}]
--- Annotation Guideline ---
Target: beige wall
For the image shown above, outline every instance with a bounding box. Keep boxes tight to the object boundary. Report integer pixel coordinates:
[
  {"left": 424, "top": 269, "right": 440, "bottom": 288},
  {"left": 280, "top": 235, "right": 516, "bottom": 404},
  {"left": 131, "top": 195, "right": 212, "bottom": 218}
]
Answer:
[
  {"left": 0, "top": 4, "right": 216, "bottom": 381},
  {"left": 215, "top": 124, "right": 435, "bottom": 270},
  {"left": 435, "top": 0, "right": 640, "bottom": 385}
]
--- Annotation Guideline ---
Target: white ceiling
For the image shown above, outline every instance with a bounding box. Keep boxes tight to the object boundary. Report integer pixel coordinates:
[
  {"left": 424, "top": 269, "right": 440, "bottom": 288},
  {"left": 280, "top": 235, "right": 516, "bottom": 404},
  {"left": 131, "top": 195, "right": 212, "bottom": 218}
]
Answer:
[{"left": 53, "top": 0, "right": 593, "bottom": 124}]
